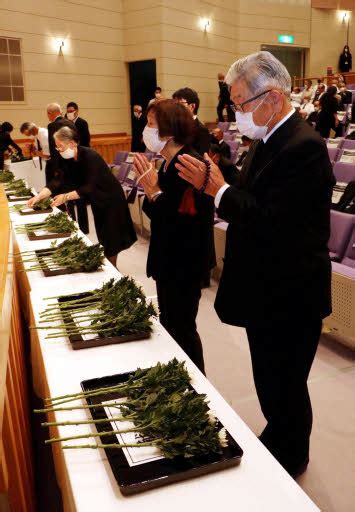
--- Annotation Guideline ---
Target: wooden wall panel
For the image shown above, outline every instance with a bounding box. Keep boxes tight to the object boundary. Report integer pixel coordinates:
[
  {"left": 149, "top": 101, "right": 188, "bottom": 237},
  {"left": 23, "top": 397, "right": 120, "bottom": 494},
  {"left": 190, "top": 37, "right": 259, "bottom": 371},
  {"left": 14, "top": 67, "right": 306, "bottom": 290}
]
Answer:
[{"left": 0, "top": 187, "right": 36, "bottom": 512}]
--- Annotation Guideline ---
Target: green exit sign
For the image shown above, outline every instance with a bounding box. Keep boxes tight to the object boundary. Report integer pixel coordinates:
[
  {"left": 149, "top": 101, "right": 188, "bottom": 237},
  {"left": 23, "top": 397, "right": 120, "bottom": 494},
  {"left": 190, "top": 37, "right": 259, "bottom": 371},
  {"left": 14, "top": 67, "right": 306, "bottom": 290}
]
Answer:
[{"left": 278, "top": 34, "right": 294, "bottom": 44}]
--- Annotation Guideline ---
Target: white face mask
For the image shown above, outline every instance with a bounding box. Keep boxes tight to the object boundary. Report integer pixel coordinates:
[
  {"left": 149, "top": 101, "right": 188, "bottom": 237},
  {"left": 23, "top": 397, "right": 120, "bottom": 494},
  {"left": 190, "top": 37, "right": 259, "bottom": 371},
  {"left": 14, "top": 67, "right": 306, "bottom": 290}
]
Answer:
[
  {"left": 60, "top": 147, "right": 76, "bottom": 159},
  {"left": 235, "top": 94, "right": 275, "bottom": 140},
  {"left": 67, "top": 112, "right": 76, "bottom": 121},
  {"left": 143, "top": 126, "right": 166, "bottom": 153}
]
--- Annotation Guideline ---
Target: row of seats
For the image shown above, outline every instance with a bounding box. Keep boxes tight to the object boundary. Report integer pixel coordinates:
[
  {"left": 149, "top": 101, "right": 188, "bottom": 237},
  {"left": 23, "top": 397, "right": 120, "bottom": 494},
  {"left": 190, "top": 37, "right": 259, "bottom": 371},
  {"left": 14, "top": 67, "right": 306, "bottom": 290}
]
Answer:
[{"left": 328, "top": 210, "right": 355, "bottom": 266}]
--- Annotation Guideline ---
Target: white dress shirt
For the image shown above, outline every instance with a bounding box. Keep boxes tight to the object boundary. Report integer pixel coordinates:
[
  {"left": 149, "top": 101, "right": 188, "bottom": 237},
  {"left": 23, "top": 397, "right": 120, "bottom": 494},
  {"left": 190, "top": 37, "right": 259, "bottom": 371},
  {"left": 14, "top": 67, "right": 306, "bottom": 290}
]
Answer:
[
  {"left": 36, "top": 127, "right": 50, "bottom": 156},
  {"left": 215, "top": 108, "right": 295, "bottom": 208}
]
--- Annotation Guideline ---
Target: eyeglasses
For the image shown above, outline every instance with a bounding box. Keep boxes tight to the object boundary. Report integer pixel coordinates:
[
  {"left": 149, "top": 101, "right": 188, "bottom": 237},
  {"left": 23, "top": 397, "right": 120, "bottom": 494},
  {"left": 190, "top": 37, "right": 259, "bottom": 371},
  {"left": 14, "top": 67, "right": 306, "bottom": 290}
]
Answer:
[{"left": 231, "top": 89, "right": 272, "bottom": 113}]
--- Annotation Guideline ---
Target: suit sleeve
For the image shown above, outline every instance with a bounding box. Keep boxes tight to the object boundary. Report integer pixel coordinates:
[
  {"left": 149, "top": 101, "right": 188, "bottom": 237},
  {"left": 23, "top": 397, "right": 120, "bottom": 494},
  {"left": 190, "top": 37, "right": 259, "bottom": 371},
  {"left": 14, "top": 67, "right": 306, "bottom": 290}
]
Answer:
[{"left": 217, "top": 139, "right": 334, "bottom": 231}]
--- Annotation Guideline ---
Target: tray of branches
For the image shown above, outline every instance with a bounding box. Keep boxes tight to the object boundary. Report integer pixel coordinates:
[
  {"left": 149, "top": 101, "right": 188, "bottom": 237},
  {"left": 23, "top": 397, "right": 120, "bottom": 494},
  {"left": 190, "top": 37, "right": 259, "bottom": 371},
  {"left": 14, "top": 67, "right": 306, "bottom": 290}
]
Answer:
[
  {"left": 5, "top": 178, "right": 34, "bottom": 201},
  {"left": 37, "top": 359, "right": 243, "bottom": 495},
  {"left": 35, "top": 277, "right": 156, "bottom": 349},
  {"left": 19, "top": 236, "right": 105, "bottom": 277},
  {"left": 15, "top": 212, "right": 77, "bottom": 241},
  {"left": 12, "top": 198, "right": 53, "bottom": 215}
]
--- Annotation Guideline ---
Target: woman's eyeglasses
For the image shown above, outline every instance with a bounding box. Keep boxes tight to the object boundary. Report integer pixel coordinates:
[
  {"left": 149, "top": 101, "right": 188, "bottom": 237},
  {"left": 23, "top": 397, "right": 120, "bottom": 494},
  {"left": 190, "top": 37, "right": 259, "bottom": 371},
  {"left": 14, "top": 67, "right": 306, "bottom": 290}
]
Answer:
[{"left": 230, "top": 89, "right": 272, "bottom": 113}]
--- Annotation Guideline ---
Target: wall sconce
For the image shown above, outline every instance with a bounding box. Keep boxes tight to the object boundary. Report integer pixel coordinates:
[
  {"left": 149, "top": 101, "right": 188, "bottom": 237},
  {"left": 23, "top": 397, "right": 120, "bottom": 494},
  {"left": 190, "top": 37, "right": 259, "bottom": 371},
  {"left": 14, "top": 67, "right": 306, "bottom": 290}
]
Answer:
[
  {"left": 337, "top": 10, "right": 350, "bottom": 24},
  {"left": 52, "top": 38, "right": 67, "bottom": 55},
  {"left": 199, "top": 18, "right": 211, "bottom": 32}
]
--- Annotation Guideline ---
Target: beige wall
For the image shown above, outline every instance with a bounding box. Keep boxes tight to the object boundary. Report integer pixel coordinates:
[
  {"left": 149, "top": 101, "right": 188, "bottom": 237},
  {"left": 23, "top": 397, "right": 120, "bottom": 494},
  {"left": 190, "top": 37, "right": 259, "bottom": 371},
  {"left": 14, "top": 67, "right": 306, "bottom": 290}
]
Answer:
[
  {"left": 1, "top": 0, "right": 355, "bottom": 134},
  {"left": 309, "top": 8, "right": 355, "bottom": 77},
  {"left": 0, "top": 0, "right": 129, "bottom": 137}
]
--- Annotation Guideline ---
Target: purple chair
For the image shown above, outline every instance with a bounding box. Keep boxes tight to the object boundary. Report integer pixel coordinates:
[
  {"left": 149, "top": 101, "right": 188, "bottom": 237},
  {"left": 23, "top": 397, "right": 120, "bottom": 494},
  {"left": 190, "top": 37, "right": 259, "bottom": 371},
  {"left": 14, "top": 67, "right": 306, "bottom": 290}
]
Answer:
[
  {"left": 342, "top": 139, "right": 355, "bottom": 150},
  {"left": 113, "top": 151, "right": 128, "bottom": 165},
  {"left": 223, "top": 132, "right": 234, "bottom": 141},
  {"left": 230, "top": 150, "right": 238, "bottom": 164},
  {"left": 333, "top": 162, "right": 355, "bottom": 183},
  {"left": 227, "top": 140, "right": 240, "bottom": 152},
  {"left": 217, "top": 122, "right": 229, "bottom": 131},
  {"left": 328, "top": 147, "right": 339, "bottom": 161},
  {"left": 341, "top": 226, "right": 355, "bottom": 268},
  {"left": 328, "top": 210, "right": 355, "bottom": 261}
]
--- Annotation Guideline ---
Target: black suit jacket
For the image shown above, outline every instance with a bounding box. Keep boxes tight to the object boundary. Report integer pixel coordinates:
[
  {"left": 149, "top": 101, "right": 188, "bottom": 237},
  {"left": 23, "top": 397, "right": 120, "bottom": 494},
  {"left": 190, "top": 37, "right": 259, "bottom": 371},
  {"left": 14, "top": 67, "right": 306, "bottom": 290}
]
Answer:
[
  {"left": 218, "top": 140, "right": 231, "bottom": 159},
  {"left": 74, "top": 117, "right": 91, "bottom": 147},
  {"left": 47, "top": 116, "right": 75, "bottom": 183},
  {"left": 143, "top": 146, "right": 216, "bottom": 281},
  {"left": 131, "top": 114, "right": 146, "bottom": 152},
  {"left": 218, "top": 81, "right": 231, "bottom": 105},
  {"left": 192, "top": 118, "right": 210, "bottom": 156},
  {"left": 215, "top": 113, "right": 335, "bottom": 327}
]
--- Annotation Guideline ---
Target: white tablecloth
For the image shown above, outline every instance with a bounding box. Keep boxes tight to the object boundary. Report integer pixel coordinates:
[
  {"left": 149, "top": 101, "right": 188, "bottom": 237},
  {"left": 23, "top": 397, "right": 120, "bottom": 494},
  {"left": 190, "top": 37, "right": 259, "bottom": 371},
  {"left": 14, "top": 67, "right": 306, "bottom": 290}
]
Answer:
[
  {"left": 9, "top": 157, "right": 46, "bottom": 193},
  {"left": 10, "top": 200, "right": 319, "bottom": 512}
]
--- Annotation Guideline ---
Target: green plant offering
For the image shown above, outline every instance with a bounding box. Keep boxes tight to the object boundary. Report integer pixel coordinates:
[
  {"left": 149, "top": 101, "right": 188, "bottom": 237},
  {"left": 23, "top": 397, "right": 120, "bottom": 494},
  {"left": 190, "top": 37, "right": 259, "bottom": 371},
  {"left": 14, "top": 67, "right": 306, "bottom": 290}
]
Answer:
[
  {"left": 19, "top": 235, "right": 105, "bottom": 273},
  {"left": 32, "top": 277, "right": 157, "bottom": 339},
  {"left": 11, "top": 198, "right": 53, "bottom": 212},
  {"left": 15, "top": 212, "right": 77, "bottom": 235},
  {"left": 0, "top": 170, "right": 14, "bottom": 183},
  {"left": 35, "top": 359, "right": 228, "bottom": 459}
]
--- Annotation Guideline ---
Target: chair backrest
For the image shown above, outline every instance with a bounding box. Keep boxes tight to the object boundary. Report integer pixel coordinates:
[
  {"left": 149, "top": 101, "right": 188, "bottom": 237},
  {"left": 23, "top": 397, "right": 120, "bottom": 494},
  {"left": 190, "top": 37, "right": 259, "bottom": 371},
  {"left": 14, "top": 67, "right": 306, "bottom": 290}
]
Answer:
[
  {"left": 227, "top": 140, "right": 240, "bottom": 151},
  {"left": 328, "top": 147, "right": 339, "bottom": 161},
  {"left": 342, "top": 139, "right": 355, "bottom": 150},
  {"left": 333, "top": 162, "right": 355, "bottom": 183},
  {"left": 223, "top": 132, "right": 234, "bottom": 141},
  {"left": 217, "top": 122, "right": 229, "bottom": 131},
  {"left": 121, "top": 164, "right": 136, "bottom": 186},
  {"left": 341, "top": 225, "right": 355, "bottom": 268},
  {"left": 113, "top": 151, "right": 128, "bottom": 165},
  {"left": 328, "top": 210, "right": 355, "bottom": 261},
  {"left": 230, "top": 150, "right": 238, "bottom": 164},
  {"left": 116, "top": 162, "right": 131, "bottom": 183}
]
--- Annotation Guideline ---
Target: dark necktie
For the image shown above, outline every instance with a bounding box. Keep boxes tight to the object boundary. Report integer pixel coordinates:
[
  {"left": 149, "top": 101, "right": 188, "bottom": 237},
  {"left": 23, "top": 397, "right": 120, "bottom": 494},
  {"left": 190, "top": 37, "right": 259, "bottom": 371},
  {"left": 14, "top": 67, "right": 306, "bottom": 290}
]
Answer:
[
  {"left": 36, "top": 137, "right": 43, "bottom": 170},
  {"left": 239, "top": 139, "right": 264, "bottom": 186}
]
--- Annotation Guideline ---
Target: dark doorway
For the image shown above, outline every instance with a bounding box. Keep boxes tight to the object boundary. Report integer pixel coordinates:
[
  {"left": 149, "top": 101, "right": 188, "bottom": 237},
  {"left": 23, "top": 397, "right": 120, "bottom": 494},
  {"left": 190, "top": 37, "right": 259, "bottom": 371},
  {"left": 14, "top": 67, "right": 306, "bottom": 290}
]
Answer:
[
  {"left": 128, "top": 59, "right": 157, "bottom": 112},
  {"left": 261, "top": 45, "right": 305, "bottom": 81}
]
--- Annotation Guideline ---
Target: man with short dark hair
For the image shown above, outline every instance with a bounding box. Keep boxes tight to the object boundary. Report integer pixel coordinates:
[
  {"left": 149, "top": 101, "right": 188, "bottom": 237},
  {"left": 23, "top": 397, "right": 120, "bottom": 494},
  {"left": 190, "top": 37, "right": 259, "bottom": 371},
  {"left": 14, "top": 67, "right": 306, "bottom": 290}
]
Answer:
[
  {"left": 66, "top": 101, "right": 91, "bottom": 147},
  {"left": 210, "top": 127, "right": 231, "bottom": 159},
  {"left": 148, "top": 86, "right": 163, "bottom": 106},
  {"left": 173, "top": 87, "right": 210, "bottom": 156}
]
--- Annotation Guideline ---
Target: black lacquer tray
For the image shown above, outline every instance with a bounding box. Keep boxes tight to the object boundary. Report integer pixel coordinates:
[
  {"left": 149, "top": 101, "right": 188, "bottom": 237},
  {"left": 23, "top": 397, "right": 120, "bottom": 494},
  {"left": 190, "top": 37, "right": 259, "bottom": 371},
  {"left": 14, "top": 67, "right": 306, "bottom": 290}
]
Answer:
[
  {"left": 7, "top": 192, "right": 34, "bottom": 202},
  {"left": 27, "top": 231, "right": 71, "bottom": 241},
  {"left": 57, "top": 292, "right": 150, "bottom": 350},
  {"left": 33, "top": 248, "right": 102, "bottom": 277},
  {"left": 81, "top": 371, "right": 243, "bottom": 495},
  {"left": 19, "top": 207, "right": 53, "bottom": 215}
]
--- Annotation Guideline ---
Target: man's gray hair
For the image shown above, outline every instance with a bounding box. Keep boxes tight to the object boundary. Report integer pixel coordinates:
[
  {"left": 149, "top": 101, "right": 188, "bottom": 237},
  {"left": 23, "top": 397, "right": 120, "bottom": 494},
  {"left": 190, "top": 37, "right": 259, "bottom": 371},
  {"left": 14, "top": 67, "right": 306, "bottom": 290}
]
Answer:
[
  {"left": 225, "top": 51, "right": 291, "bottom": 97},
  {"left": 54, "top": 126, "right": 77, "bottom": 143},
  {"left": 47, "top": 102, "right": 62, "bottom": 114}
]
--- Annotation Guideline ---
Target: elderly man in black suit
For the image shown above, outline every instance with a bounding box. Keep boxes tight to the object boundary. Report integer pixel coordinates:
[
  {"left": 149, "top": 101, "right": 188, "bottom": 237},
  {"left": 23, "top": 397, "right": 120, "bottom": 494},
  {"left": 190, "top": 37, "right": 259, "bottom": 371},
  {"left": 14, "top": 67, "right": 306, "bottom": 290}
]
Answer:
[{"left": 176, "top": 51, "right": 335, "bottom": 478}]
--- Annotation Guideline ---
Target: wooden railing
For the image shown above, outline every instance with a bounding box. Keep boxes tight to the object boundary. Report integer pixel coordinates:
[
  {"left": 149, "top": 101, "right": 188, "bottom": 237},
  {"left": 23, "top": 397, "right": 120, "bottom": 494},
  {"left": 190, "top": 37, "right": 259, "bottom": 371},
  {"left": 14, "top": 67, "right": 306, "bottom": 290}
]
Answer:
[
  {"left": 293, "top": 72, "right": 355, "bottom": 87},
  {"left": 0, "top": 186, "right": 36, "bottom": 512},
  {"left": 15, "top": 133, "right": 132, "bottom": 165}
]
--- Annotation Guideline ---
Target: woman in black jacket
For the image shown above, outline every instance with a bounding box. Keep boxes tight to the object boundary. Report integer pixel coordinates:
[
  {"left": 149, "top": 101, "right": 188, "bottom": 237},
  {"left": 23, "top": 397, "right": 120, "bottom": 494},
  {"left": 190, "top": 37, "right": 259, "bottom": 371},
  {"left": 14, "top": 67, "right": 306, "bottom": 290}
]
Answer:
[
  {"left": 339, "top": 45, "right": 352, "bottom": 73},
  {"left": 134, "top": 99, "right": 216, "bottom": 373},
  {"left": 0, "top": 122, "right": 23, "bottom": 169},
  {"left": 27, "top": 126, "right": 136, "bottom": 266},
  {"left": 315, "top": 86, "right": 340, "bottom": 138}
]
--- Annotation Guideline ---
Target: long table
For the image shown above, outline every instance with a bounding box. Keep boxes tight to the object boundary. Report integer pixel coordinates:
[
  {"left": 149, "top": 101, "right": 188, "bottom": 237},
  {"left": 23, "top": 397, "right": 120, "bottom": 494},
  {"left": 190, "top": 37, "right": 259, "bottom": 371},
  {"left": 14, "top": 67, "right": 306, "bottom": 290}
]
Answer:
[{"left": 5, "top": 182, "right": 320, "bottom": 511}]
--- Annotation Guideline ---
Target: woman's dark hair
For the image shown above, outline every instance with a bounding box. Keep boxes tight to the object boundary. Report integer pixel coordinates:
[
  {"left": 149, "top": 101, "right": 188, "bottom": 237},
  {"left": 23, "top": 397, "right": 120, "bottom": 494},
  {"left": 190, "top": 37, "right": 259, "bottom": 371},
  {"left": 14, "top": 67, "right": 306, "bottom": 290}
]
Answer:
[
  {"left": 320, "top": 86, "right": 339, "bottom": 110},
  {"left": 343, "top": 45, "right": 350, "bottom": 53},
  {"left": 326, "top": 85, "right": 337, "bottom": 96},
  {"left": 147, "top": 99, "right": 195, "bottom": 145},
  {"left": 1, "top": 122, "right": 13, "bottom": 133}
]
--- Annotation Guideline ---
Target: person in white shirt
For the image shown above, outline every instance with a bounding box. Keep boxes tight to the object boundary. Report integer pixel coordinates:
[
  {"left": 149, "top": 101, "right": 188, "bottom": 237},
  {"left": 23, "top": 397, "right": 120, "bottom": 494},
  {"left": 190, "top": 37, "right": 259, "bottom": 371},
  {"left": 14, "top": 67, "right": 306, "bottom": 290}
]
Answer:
[
  {"left": 20, "top": 121, "right": 50, "bottom": 158},
  {"left": 301, "top": 80, "right": 315, "bottom": 102},
  {"left": 299, "top": 98, "right": 315, "bottom": 119},
  {"left": 148, "top": 86, "right": 163, "bottom": 106},
  {"left": 290, "top": 87, "right": 303, "bottom": 108}
]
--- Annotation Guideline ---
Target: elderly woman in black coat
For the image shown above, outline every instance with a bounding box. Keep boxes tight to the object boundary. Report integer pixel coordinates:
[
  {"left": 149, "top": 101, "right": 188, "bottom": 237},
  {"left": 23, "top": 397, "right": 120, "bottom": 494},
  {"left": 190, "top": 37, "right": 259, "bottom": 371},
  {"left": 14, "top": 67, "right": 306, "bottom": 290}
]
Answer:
[{"left": 27, "top": 126, "right": 136, "bottom": 266}]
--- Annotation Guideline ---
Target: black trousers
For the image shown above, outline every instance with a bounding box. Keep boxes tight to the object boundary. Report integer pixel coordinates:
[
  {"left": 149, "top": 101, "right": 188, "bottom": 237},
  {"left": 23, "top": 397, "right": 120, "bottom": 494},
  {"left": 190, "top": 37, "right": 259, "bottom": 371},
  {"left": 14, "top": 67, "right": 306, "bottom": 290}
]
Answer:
[
  {"left": 67, "top": 199, "right": 89, "bottom": 234},
  {"left": 156, "top": 278, "right": 205, "bottom": 374},
  {"left": 217, "top": 101, "right": 235, "bottom": 122},
  {"left": 245, "top": 315, "right": 322, "bottom": 473}
]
